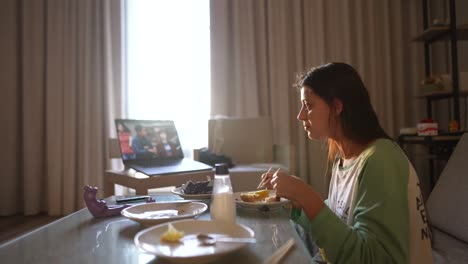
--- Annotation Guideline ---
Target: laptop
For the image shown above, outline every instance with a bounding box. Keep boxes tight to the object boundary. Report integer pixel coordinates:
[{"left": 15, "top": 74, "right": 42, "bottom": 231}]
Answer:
[{"left": 115, "top": 119, "right": 212, "bottom": 176}]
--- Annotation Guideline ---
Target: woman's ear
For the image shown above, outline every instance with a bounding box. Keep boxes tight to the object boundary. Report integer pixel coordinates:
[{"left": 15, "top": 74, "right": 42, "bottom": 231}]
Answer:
[{"left": 333, "top": 99, "right": 343, "bottom": 116}]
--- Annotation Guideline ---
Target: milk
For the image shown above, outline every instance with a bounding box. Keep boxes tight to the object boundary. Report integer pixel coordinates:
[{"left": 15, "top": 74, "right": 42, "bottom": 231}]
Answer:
[
  {"left": 210, "top": 192, "right": 236, "bottom": 223},
  {"left": 210, "top": 164, "right": 237, "bottom": 223}
]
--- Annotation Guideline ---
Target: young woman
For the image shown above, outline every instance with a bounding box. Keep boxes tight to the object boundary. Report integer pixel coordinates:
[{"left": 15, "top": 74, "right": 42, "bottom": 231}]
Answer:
[{"left": 263, "top": 63, "right": 433, "bottom": 263}]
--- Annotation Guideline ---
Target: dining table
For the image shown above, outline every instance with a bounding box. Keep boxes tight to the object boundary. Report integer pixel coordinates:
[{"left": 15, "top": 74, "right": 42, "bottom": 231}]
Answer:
[{"left": 0, "top": 193, "right": 314, "bottom": 264}]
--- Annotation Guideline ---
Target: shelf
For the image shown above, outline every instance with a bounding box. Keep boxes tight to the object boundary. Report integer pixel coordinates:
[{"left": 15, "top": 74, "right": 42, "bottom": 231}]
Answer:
[
  {"left": 413, "top": 25, "right": 468, "bottom": 42},
  {"left": 398, "top": 133, "right": 464, "bottom": 162},
  {"left": 416, "top": 90, "right": 468, "bottom": 100},
  {"left": 399, "top": 133, "right": 463, "bottom": 142},
  {"left": 414, "top": 0, "right": 464, "bottom": 192}
]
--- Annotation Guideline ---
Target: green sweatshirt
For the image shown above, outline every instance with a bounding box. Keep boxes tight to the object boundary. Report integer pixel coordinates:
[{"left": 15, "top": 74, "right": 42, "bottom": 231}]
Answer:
[{"left": 293, "top": 139, "right": 433, "bottom": 264}]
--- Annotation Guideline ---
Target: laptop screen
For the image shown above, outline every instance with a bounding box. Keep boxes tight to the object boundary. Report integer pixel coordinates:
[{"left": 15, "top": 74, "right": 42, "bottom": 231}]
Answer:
[{"left": 115, "top": 119, "right": 184, "bottom": 161}]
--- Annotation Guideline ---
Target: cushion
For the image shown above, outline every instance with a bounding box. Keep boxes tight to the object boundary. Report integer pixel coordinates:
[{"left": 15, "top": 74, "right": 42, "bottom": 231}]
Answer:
[
  {"left": 426, "top": 133, "right": 468, "bottom": 243},
  {"left": 432, "top": 227, "right": 468, "bottom": 264}
]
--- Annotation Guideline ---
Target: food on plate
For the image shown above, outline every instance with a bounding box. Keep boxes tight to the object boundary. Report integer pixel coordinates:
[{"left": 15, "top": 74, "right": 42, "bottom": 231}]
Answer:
[
  {"left": 264, "top": 196, "right": 280, "bottom": 203},
  {"left": 240, "top": 189, "right": 273, "bottom": 203},
  {"left": 160, "top": 223, "right": 185, "bottom": 243},
  {"left": 181, "top": 180, "right": 213, "bottom": 194}
]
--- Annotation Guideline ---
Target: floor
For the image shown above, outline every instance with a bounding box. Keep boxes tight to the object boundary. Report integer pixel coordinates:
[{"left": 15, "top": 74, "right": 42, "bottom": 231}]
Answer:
[{"left": 0, "top": 214, "right": 60, "bottom": 245}]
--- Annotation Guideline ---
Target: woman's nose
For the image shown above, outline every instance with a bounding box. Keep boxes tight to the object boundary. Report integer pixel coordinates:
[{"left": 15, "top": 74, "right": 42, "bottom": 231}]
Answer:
[{"left": 297, "top": 107, "right": 306, "bottom": 121}]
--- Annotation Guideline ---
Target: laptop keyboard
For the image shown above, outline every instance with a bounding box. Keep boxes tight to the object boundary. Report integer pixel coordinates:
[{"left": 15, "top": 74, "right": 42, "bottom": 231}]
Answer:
[{"left": 134, "top": 159, "right": 181, "bottom": 167}]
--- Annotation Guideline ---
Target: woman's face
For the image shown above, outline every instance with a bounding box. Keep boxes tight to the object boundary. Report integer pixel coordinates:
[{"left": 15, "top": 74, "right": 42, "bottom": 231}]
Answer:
[
  {"left": 160, "top": 132, "right": 167, "bottom": 142},
  {"left": 297, "top": 86, "right": 332, "bottom": 140}
]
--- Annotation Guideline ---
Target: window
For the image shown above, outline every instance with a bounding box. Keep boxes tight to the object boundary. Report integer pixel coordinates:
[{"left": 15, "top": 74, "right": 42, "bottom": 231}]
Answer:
[{"left": 126, "top": 0, "right": 210, "bottom": 156}]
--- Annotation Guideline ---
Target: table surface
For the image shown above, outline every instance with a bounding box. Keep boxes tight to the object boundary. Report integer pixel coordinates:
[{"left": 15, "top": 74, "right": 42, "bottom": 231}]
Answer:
[{"left": 0, "top": 194, "right": 313, "bottom": 264}]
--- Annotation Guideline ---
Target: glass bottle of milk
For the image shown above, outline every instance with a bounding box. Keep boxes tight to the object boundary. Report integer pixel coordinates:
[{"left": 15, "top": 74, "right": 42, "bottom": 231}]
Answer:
[{"left": 210, "top": 163, "right": 236, "bottom": 223}]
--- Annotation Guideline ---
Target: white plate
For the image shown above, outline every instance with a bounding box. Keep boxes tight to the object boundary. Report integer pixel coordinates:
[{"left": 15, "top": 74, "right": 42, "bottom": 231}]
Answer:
[
  {"left": 234, "top": 190, "right": 290, "bottom": 210},
  {"left": 171, "top": 187, "right": 212, "bottom": 200},
  {"left": 134, "top": 219, "right": 254, "bottom": 264},
  {"left": 121, "top": 202, "right": 207, "bottom": 226}
]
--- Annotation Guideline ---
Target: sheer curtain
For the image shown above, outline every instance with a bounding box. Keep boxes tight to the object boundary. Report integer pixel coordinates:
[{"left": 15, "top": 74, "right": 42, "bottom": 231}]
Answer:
[
  {"left": 210, "top": 0, "right": 424, "bottom": 197},
  {"left": 0, "top": 0, "right": 123, "bottom": 216},
  {"left": 126, "top": 0, "right": 211, "bottom": 155}
]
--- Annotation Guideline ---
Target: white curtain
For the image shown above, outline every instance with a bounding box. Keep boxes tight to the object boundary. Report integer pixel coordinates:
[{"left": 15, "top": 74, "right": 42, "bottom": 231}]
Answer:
[
  {"left": 210, "top": 0, "right": 424, "bottom": 197},
  {"left": 0, "top": 0, "right": 123, "bottom": 216}
]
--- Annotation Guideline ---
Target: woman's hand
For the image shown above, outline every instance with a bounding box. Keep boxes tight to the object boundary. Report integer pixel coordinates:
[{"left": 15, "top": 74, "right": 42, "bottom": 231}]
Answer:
[
  {"left": 258, "top": 170, "right": 303, "bottom": 208},
  {"left": 270, "top": 171, "right": 305, "bottom": 203},
  {"left": 271, "top": 170, "right": 325, "bottom": 220},
  {"left": 257, "top": 170, "right": 277, "bottom": 189}
]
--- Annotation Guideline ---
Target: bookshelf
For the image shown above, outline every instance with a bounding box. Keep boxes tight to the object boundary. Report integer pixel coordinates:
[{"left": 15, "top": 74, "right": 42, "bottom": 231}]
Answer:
[{"left": 399, "top": 0, "right": 467, "bottom": 192}]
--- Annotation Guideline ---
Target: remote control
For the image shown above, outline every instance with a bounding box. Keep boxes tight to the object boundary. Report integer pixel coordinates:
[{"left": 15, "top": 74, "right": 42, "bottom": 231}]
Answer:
[{"left": 116, "top": 196, "right": 150, "bottom": 203}]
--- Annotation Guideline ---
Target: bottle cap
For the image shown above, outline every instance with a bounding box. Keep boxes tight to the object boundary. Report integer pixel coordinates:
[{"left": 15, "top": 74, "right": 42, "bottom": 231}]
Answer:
[{"left": 215, "top": 163, "right": 229, "bottom": 175}]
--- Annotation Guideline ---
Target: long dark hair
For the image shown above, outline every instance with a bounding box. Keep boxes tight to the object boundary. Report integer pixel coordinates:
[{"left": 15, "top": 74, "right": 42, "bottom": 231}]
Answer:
[
  {"left": 297, "top": 62, "right": 390, "bottom": 161},
  {"left": 118, "top": 122, "right": 131, "bottom": 133}
]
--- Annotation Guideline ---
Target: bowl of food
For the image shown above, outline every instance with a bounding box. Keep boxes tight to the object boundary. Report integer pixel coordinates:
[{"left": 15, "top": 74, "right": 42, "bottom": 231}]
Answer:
[
  {"left": 234, "top": 189, "right": 289, "bottom": 210},
  {"left": 171, "top": 179, "right": 213, "bottom": 199}
]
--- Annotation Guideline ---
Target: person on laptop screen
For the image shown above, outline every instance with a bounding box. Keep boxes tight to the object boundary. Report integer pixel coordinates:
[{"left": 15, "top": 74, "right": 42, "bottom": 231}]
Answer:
[
  {"left": 131, "top": 124, "right": 156, "bottom": 159},
  {"left": 117, "top": 123, "right": 135, "bottom": 160},
  {"left": 156, "top": 130, "right": 180, "bottom": 157}
]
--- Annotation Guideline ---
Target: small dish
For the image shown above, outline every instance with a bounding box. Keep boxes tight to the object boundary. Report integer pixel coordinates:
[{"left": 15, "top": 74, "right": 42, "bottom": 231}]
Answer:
[
  {"left": 134, "top": 219, "right": 255, "bottom": 264},
  {"left": 234, "top": 190, "right": 290, "bottom": 210},
  {"left": 121, "top": 202, "right": 207, "bottom": 226},
  {"left": 171, "top": 187, "right": 212, "bottom": 200}
]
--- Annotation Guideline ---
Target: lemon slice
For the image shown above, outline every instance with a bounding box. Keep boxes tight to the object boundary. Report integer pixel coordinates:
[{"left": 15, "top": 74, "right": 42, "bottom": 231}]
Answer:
[{"left": 160, "top": 223, "right": 185, "bottom": 243}]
